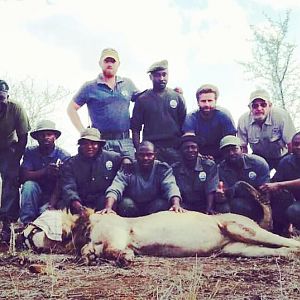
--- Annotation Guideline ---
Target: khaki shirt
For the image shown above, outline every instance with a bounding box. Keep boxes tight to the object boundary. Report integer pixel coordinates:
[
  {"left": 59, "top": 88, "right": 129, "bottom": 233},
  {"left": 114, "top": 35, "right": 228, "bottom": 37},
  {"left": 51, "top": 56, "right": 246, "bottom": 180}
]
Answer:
[
  {"left": 0, "top": 101, "right": 30, "bottom": 150},
  {"left": 237, "top": 107, "right": 295, "bottom": 159}
]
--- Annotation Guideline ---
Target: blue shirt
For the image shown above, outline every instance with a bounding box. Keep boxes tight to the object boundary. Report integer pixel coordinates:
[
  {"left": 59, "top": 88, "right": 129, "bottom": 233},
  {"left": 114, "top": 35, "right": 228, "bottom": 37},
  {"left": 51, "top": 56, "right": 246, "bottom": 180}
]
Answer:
[
  {"left": 73, "top": 74, "right": 139, "bottom": 133},
  {"left": 21, "top": 145, "right": 70, "bottom": 194},
  {"left": 183, "top": 110, "right": 236, "bottom": 160}
]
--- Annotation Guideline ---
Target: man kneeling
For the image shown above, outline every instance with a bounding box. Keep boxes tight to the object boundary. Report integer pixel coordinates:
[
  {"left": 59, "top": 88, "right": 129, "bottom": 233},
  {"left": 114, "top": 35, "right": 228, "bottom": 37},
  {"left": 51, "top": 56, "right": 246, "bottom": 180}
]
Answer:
[{"left": 101, "top": 141, "right": 184, "bottom": 216}]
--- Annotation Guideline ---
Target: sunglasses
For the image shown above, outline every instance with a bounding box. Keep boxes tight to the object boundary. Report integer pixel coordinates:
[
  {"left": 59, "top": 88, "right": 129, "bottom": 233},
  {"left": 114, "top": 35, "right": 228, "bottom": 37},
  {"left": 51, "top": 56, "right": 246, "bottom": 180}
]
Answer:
[{"left": 251, "top": 102, "right": 268, "bottom": 109}]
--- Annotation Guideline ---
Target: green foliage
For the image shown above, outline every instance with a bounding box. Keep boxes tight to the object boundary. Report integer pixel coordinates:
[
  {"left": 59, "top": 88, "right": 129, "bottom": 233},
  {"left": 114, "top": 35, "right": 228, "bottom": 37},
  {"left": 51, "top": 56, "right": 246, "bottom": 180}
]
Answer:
[{"left": 239, "top": 11, "right": 300, "bottom": 123}]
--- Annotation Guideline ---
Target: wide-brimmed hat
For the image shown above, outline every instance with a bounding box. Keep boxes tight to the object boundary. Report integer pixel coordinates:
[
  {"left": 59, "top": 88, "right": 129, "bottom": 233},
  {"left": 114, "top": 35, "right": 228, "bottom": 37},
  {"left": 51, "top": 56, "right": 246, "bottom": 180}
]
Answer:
[
  {"left": 78, "top": 128, "right": 106, "bottom": 145},
  {"left": 219, "top": 135, "right": 241, "bottom": 149},
  {"left": 30, "top": 120, "right": 61, "bottom": 140}
]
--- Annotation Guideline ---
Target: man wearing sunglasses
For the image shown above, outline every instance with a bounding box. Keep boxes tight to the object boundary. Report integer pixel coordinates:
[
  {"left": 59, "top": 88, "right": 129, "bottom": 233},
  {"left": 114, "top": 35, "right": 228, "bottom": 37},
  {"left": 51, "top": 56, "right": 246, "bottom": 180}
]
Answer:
[{"left": 237, "top": 89, "right": 296, "bottom": 170}]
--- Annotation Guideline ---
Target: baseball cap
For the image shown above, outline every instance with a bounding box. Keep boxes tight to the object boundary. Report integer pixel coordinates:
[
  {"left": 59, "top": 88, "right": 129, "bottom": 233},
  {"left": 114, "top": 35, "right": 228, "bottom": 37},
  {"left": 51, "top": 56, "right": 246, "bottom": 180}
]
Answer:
[
  {"left": 219, "top": 135, "right": 241, "bottom": 149},
  {"left": 78, "top": 128, "right": 106, "bottom": 145},
  {"left": 100, "top": 48, "right": 119, "bottom": 63},
  {"left": 249, "top": 89, "right": 271, "bottom": 105}
]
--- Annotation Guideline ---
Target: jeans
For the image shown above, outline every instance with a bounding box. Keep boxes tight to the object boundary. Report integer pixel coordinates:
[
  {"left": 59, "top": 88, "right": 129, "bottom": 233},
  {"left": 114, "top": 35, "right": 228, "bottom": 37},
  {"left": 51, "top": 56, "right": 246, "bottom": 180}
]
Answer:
[{"left": 20, "top": 181, "right": 50, "bottom": 224}]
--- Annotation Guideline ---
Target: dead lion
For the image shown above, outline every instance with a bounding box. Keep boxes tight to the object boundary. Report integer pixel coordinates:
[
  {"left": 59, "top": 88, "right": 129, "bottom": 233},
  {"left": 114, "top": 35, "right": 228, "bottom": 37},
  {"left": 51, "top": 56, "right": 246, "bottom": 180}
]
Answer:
[{"left": 22, "top": 209, "right": 300, "bottom": 266}]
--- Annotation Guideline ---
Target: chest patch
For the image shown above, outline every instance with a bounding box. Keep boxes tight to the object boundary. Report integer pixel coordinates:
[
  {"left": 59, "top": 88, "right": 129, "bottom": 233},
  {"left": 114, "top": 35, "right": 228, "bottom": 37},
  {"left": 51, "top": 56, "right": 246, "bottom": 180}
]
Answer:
[
  {"left": 248, "top": 171, "right": 257, "bottom": 180},
  {"left": 199, "top": 171, "right": 207, "bottom": 181},
  {"left": 106, "top": 160, "right": 113, "bottom": 170},
  {"left": 170, "top": 99, "right": 178, "bottom": 109}
]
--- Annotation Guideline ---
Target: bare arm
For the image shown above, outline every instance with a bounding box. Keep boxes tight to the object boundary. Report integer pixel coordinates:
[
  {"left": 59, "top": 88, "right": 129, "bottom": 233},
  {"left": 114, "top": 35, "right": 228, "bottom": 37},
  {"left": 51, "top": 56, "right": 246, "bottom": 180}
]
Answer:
[
  {"left": 20, "top": 164, "right": 59, "bottom": 183},
  {"left": 67, "top": 101, "right": 85, "bottom": 133},
  {"left": 169, "top": 196, "right": 185, "bottom": 213},
  {"left": 260, "top": 179, "right": 300, "bottom": 192},
  {"left": 12, "top": 133, "right": 28, "bottom": 161},
  {"left": 98, "top": 197, "right": 117, "bottom": 214},
  {"left": 206, "top": 193, "right": 215, "bottom": 214},
  {"left": 132, "top": 130, "right": 141, "bottom": 150}
]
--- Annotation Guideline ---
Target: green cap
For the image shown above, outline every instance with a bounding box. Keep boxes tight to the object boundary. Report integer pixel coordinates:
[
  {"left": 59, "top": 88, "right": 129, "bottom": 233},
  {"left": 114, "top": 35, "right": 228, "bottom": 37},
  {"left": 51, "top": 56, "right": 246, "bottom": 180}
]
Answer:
[
  {"left": 78, "top": 128, "right": 106, "bottom": 145},
  {"left": 147, "top": 60, "right": 168, "bottom": 73},
  {"left": 219, "top": 135, "right": 241, "bottom": 149}
]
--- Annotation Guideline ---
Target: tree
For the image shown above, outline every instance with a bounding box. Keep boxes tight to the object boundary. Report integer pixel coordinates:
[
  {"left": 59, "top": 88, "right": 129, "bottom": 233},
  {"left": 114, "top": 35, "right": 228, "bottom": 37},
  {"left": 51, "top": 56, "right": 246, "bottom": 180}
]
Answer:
[
  {"left": 2, "top": 75, "right": 70, "bottom": 145},
  {"left": 239, "top": 10, "right": 300, "bottom": 124}
]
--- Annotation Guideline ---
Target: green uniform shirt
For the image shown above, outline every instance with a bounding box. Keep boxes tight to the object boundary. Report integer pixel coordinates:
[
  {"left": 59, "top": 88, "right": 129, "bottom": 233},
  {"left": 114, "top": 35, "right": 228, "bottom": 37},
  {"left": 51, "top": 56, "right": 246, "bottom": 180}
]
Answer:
[{"left": 0, "top": 101, "right": 30, "bottom": 150}]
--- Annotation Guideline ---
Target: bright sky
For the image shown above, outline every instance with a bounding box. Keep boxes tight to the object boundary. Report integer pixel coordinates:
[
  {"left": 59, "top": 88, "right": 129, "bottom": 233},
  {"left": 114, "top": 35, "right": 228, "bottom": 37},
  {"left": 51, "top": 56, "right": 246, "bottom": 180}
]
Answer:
[{"left": 1, "top": 0, "right": 300, "bottom": 153}]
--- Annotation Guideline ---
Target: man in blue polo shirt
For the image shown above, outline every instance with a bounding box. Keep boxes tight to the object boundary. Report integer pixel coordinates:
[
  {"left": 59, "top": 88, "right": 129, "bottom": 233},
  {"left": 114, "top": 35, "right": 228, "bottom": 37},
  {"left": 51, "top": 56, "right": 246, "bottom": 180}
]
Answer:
[
  {"left": 20, "top": 120, "right": 70, "bottom": 225},
  {"left": 67, "top": 48, "right": 139, "bottom": 158},
  {"left": 217, "top": 135, "right": 270, "bottom": 223},
  {"left": 183, "top": 84, "right": 236, "bottom": 163}
]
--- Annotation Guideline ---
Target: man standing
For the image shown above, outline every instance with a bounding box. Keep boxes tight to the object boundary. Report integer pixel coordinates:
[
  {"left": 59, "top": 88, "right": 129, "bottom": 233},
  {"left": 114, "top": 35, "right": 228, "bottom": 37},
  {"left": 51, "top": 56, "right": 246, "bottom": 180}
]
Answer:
[
  {"left": 67, "top": 48, "right": 139, "bottom": 158},
  {"left": 101, "top": 141, "right": 184, "bottom": 217},
  {"left": 131, "top": 60, "right": 186, "bottom": 165},
  {"left": 183, "top": 84, "right": 236, "bottom": 162},
  {"left": 0, "top": 80, "right": 30, "bottom": 242},
  {"left": 20, "top": 120, "right": 70, "bottom": 225},
  {"left": 217, "top": 135, "right": 270, "bottom": 223},
  {"left": 60, "top": 128, "right": 126, "bottom": 216},
  {"left": 237, "top": 89, "right": 296, "bottom": 170},
  {"left": 172, "top": 135, "right": 219, "bottom": 214}
]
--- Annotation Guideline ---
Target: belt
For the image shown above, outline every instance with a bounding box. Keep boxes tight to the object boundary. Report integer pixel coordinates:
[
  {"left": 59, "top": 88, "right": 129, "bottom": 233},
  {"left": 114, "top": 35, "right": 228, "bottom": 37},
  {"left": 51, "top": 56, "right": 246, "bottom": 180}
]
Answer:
[{"left": 101, "top": 131, "right": 130, "bottom": 140}]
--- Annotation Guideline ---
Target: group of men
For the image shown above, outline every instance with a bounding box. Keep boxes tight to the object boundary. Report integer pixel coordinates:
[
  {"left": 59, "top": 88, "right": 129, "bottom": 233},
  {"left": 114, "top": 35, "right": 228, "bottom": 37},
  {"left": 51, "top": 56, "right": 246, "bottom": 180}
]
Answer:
[{"left": 1, "top": 47, "right": 300, "bottom": 243}]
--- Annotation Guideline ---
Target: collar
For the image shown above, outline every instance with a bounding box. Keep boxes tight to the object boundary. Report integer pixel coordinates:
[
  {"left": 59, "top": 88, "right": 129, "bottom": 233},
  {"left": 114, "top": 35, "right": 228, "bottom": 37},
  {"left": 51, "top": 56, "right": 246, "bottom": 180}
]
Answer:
[
  {"left": 250, "top": 109, "right": 272, "bottom": 125},
  {"left": 38, "top": 146, "right": 58, "bottom": 159},
  {"left": 194, "top": 156, "right": 204, "bottom": 171},
  {"left": 178, "top": 155, "right": 203, "bottom": 174},
  {"left": 96, "top": 74, "right": 123, "bottom": 85},
  {"left": 223, "top": 155, "right": 250, "bottom": 171}
]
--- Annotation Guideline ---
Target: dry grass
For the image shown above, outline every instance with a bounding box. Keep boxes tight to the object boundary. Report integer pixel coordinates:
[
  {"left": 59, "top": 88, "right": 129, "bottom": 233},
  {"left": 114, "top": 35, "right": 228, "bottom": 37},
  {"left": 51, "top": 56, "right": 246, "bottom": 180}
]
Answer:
[{"left": 1, "top": 251, "right": 300, "bottom": 300}]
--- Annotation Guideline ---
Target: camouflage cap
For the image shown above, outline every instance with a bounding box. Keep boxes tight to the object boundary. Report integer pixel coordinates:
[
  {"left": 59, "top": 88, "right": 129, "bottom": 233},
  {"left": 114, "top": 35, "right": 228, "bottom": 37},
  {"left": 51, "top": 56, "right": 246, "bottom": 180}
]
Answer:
[
  {"left": 147, "top": 60, "right": 168, "bottom": 73},
  {"left": 249, "top": 89, "right": 271, "bottom": 105},
  {"left": 0, "top": 80, "right": 9, "bottom": 92},
  {"left": 219, "top": 135, "right": 241, "bottom": 149},
  {"left": 100, "top": 48, "right": 120, "bottom": 63},
  {"left": 78, "top": 128, "right": 106, "bottom": 145},
  {"left": 196, "top": 84, "right": 219, "bottom": 100}
]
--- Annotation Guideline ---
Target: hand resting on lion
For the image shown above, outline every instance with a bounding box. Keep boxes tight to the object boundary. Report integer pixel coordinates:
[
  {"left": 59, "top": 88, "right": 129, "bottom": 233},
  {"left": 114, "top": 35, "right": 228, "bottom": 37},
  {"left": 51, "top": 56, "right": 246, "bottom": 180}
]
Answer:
[{"left": 21, "top": 208, "right": 300, "bottom": 266}]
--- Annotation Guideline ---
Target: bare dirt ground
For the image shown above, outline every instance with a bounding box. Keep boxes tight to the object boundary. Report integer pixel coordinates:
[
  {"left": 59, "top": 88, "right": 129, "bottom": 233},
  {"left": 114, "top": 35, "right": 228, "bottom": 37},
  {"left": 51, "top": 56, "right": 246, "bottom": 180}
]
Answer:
[{"left": 1, "top": 248, "right": 300, "bottom": 300}]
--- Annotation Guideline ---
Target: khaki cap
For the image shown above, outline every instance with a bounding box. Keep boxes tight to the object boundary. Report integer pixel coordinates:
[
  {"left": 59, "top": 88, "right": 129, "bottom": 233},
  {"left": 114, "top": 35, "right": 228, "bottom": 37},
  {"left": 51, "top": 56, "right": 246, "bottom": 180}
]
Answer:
[
  {"left": 196, "top": 84, "right": 219, "bottom": 100},
  {"left": 100, "top": 48, "right": 120, "bottom": 63},
  {"left": 147, "top": 60, "right": 168, "bottom": 73},
  {"left": 78, "top": 128, "right": 106, "bottom": 145},
  {"left": 219, "top": 135, "right": 241, "bottom": 149},
  {"left": 30, "top": 120, "right": 61, "bottom": 140},
  {"left": 249, "top": 89, "right": 271, "bottom": 105}
]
